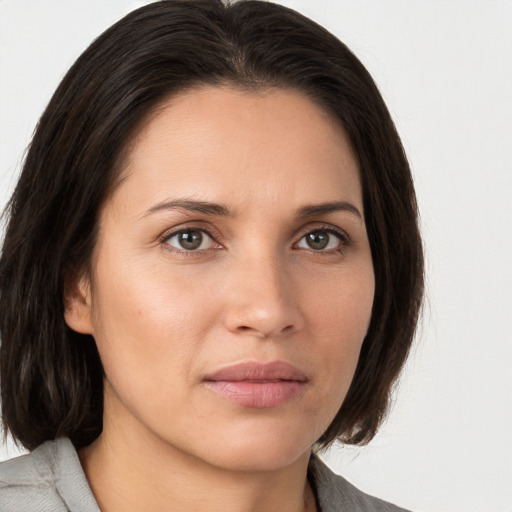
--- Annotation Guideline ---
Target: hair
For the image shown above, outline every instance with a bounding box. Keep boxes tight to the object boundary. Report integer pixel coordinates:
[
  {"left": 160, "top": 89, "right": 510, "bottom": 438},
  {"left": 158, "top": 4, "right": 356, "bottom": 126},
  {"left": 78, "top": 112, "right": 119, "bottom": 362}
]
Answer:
[{"left": 0, "top": 0, "right": 423, "bottom": 451}]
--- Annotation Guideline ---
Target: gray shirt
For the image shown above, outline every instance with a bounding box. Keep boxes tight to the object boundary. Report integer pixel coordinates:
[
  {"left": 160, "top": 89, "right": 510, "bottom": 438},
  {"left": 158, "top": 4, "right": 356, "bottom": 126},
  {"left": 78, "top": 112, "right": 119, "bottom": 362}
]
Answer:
[{"left": 0, "top": 438, "right": 410, "bottom": 511}]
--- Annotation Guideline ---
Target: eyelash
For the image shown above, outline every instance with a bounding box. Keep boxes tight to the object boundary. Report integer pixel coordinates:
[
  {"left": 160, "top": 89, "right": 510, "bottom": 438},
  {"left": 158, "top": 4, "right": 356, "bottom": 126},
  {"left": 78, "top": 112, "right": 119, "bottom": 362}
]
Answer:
[
  {"left": 159, "top": 225, "right": 220, "bottom": 256},
  {"left": 299, "top": 227, "right": 350, "bottom": 253},
  {"left": 159, "top": 224, "right": 350, "bottom": 256}
]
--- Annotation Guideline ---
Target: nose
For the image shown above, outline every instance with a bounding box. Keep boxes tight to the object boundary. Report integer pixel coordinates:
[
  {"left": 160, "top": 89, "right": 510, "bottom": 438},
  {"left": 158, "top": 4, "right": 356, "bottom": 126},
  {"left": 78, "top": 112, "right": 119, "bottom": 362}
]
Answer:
[{"left": 222, "top": 252, "right": 304, "bottom": 340}]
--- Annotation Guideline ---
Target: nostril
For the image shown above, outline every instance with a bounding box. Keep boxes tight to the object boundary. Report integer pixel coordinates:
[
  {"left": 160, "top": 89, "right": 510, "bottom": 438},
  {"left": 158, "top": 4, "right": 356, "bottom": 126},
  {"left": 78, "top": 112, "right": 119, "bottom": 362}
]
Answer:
[
  {"left": 236, "top": 325, "right": 269, "bottom": 339},
  {"left": 235, "top": 324, "right": 294, "bottom": 337}
]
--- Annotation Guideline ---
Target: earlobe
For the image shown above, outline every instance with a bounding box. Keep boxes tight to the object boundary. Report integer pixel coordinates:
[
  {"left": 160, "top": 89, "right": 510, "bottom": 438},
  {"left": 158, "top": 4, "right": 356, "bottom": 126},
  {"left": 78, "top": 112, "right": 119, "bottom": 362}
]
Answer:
[{"left": 63, "top": 271, "right": 94, "bottom": 335}]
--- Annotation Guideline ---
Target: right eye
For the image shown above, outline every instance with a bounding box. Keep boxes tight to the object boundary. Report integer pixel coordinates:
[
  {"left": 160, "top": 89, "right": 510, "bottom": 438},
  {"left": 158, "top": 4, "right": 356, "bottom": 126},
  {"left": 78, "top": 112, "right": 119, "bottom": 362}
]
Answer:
[{"left": 163, "top": 229, "right": 217, "bottom": 251}]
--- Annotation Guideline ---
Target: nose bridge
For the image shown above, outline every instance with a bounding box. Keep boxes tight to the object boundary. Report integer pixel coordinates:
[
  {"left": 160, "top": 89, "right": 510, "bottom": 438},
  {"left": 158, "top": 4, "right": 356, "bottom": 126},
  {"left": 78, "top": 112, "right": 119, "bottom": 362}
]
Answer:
[{"left": 223, "top": 244, "right": 302, "bottom": 338}]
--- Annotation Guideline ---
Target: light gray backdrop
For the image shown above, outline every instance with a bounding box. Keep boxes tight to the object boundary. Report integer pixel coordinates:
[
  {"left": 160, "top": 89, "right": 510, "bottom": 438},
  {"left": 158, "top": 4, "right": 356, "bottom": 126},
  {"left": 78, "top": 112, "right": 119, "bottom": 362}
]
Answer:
[{"left": 1, "top": 1, "right": 511, "bottom": 511}]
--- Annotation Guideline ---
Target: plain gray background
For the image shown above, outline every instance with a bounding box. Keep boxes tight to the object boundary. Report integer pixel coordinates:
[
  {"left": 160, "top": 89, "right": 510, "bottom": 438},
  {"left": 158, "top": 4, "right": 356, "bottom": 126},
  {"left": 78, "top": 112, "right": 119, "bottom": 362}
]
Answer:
[{"left": 1, "top": 1, "right": 511, "bottom": 511}]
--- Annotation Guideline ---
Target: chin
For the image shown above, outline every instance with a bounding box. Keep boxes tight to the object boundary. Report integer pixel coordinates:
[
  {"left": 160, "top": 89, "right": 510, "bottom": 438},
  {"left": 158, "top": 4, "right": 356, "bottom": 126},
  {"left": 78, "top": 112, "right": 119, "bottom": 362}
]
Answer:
[
  {"left": 210, "top": 447, "right": 310, "bottom": 473},
  {"left": 193, "top": 425, "right": 317, "bottom": 473}
]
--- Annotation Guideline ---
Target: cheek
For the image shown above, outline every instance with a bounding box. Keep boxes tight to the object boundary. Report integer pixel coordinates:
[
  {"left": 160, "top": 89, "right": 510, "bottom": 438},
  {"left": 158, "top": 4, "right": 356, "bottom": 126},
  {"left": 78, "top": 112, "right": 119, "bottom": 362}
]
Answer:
[
  {"left": 304, "top": 264, "right": 374, "bottom": 391},
  {"left": 304, "top": 261, "right": 374, "bottom": 339},
  {"left": 88, "top": 255, "right": 220, "bottom": 398}
]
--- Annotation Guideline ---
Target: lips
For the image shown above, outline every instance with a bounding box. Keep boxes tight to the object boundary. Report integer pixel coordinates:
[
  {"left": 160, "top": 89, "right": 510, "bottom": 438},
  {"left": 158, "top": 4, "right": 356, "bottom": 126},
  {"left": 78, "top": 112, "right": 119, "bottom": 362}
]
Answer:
[{"left": 203, "top": 361, "right": 308, "bottom": 408}]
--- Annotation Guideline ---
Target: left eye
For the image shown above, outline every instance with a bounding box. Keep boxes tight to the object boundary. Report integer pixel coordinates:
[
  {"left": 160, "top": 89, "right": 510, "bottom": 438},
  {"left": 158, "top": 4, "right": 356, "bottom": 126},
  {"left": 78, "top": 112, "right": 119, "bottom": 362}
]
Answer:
[
  {"left": 164, "top": 229, "right": 216, "bottom": 251},
  {"left": 297, "top": 230, "right": 344, "bottom": 251}
]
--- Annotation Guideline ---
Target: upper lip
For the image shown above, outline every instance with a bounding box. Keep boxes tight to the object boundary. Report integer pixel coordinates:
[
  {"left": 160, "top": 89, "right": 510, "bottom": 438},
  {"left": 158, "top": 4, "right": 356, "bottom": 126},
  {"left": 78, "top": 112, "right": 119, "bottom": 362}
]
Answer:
[{"left": 204, "top": 361, "right": 308, "bottom": 382}]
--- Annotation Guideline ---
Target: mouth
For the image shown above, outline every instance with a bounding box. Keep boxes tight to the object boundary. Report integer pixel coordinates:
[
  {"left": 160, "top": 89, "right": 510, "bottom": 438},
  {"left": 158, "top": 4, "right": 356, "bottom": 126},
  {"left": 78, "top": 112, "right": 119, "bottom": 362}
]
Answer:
[{"left": 203, "top": 361, "right": 308, "bottom": 408}]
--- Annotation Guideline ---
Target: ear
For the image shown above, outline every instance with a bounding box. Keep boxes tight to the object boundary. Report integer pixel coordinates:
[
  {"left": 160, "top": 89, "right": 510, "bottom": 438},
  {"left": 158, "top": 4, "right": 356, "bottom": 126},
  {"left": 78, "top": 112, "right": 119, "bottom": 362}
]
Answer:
[{"left": 63, "top": 270, "right": 94, "bottom": 335}]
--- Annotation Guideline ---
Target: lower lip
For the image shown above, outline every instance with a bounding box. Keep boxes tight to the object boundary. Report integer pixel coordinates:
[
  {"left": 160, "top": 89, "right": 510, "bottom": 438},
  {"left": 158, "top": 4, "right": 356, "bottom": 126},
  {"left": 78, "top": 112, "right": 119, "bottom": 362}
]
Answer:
[{"left": 204, "top": 380, "right": 305, "bottom": 408}]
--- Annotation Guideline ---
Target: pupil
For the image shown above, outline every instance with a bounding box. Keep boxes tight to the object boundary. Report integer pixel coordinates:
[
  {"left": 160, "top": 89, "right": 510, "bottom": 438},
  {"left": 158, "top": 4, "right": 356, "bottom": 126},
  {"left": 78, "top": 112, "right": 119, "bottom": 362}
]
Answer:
[
  {"left": 307, "top": 231, "right": 328, "bottom": 250},
  {"left": 179, "top": 230, "right": 202, "bottom": 250}
]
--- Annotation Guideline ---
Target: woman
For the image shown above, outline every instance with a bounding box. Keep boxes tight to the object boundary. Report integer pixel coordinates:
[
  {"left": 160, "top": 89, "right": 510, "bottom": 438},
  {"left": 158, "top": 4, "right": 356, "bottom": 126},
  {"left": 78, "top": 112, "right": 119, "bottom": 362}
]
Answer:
[{"left": 0, "top": 1, "right": 423, "bottom": 511}]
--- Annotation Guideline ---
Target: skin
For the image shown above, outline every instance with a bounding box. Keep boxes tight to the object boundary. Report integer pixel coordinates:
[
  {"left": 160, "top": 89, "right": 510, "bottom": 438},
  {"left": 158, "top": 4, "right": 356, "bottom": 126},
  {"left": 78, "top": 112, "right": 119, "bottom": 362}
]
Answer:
[{"left": 65, "top": 86, "right": 375, "bottom": 512}]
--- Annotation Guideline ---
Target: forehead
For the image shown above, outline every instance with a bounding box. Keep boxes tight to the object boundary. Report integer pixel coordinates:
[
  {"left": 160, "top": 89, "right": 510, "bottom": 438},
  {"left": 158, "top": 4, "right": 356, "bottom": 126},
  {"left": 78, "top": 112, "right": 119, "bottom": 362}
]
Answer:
[{"left": 112, "top": 85, "right": 362, "bottom": 215}]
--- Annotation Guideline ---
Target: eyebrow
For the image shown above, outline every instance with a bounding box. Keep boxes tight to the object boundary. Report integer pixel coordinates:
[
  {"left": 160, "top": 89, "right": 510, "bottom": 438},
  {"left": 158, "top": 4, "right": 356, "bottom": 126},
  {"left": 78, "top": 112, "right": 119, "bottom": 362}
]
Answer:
[
  {"left": 296, "top": 201, "right": 363, "bottom": 220},
  {"left": 143, "top": 199, "right": 362, "bottom": 220},
  {"left": 143, "top": 199, "right": 234, "bottom": 218}
]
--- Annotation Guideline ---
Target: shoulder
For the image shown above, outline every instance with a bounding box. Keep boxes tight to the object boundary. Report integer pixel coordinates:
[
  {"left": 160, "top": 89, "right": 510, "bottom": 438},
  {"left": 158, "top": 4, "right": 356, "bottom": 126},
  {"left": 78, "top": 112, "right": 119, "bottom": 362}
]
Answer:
[
  {"left": 309, "top": 454, "right": 411, "bottom": 512},
  {"left": 0, "top": 438, "right": 99, "bottom": 512},
  {"left": 0, "top": 439, "right": 69, "bottom": 511}
]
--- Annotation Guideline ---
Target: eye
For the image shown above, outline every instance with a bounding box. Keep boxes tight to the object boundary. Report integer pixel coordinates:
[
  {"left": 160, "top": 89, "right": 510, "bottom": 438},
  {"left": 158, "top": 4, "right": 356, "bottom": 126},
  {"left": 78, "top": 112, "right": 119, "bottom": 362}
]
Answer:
[
  {"left": 296, "top": 229, "right": 346, "bottom": 251},
  {"left": 164, "top": 229, "right": 217, "bottom": 251}
]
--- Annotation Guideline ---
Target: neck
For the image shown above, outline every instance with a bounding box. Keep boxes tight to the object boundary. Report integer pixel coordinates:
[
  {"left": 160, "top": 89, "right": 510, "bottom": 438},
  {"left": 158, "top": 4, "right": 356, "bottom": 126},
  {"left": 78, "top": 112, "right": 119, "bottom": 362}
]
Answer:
[{"left": 79, "top": 414, "right": 316, "bottom": 512}]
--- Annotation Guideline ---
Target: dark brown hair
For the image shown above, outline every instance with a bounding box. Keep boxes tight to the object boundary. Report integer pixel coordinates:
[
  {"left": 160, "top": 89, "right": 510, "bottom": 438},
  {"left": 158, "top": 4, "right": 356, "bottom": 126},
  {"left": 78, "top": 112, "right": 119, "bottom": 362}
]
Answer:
[{"left": 0, "top": 0, "right": 423, "bottom": 450}]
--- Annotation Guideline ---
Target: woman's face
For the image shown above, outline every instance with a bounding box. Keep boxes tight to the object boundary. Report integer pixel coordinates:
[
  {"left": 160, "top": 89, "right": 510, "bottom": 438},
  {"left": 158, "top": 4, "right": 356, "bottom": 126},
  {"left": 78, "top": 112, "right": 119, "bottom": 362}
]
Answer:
[{"left": 67, "top": 86, "right": 374, "bottom": 471}]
